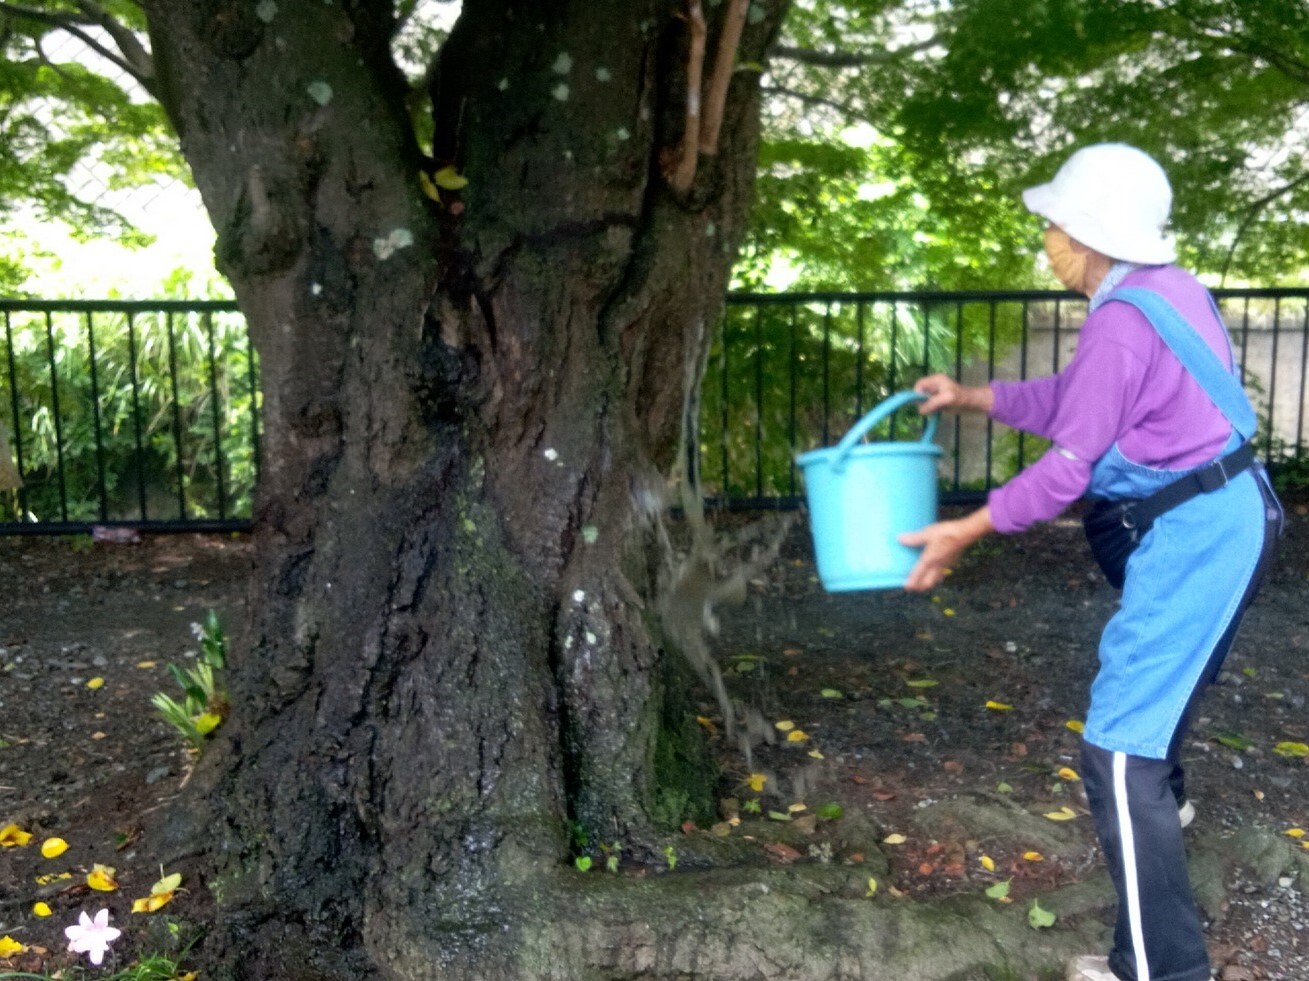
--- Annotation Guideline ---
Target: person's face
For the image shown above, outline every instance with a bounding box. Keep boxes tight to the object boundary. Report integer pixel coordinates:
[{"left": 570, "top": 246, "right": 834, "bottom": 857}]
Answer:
[{"left": 1043, "top": 224, "right": 1091, "bottom": 294}]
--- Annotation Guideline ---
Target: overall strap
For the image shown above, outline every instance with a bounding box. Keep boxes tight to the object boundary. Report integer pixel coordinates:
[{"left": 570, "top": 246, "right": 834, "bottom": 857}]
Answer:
[{"left": 1109, "top": 286, "right": 1257, "bottom": 440}]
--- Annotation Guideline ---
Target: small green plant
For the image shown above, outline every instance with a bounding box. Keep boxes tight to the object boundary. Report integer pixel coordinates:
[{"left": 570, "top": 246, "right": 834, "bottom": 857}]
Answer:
[
  {"left": 663, "top": 844, "right": 678, "bottom": 871},
  {"left": 151, "top": 610, "right": 229, "bottom": 751}
]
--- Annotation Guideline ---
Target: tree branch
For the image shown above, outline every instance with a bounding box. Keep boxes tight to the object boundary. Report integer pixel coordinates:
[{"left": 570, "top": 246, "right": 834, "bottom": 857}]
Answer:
[
  {"left": 770, "top": 37, "right": 940, "bottom": 69},
  {"left": 759, "top": 84, "right": 861, "bottom": 119},
  {"left": 1220, "top": 171, "right": 1309, "bottom": 282},
  {"left": 667, "top": 0, "right": 707, "bottom": 194},
  {"left": 0, "top": 0, "right": 154, "bottom": 93},
  {"left": 698, "top": 0, "right": 749, "bottom": 156},
  {"left": 73, "top": 0, "right": 155, "bottom": 85}
]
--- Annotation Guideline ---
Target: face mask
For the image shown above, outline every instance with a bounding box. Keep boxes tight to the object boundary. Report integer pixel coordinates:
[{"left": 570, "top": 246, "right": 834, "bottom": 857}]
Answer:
[{"left": 1044, "top": 226, "right": 1089, "bottom": 293}]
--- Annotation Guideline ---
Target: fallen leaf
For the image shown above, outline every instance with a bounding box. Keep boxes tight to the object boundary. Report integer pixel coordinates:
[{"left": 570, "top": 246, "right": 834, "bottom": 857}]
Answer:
[
  {"left": 1065, "top": 720, "right": 1085, "bottom": 733},
  {"left": 942, "top": 760, "right": 964, "bottom": 774},
  {"left": 786, "top": 729, "right": 809, "bottom": 743},
  {"left": 432, "top": 164, "right": 469, "bottom": 190},
  {"left": 865, "top": 876, "right": 878, "bottom": 897},
  {"left": 1056, "top": 767, "right": 1081, "bottom": 782},
  {"left": 820, "top": 689, "right": 843, "bottom": 699},
  {"left": 695, "top": 715, "right": 717, "bottom": 734},
  {"left": 32, "top": 901, "right": 52, "bottom": 917},
  {"left": 1043, "top": 806, "right": 1078, "bottom": 821},
  {"left": 980, "top": 855, "right": 996, "bottom": 872},
  {"left": 774, "top": 720, "right": 795, "bottom": 732},
  {"left": 763, "top": 842, "right": 802, "bottom": 864},
  {"left": 917, "top": 862, "right": 935, "bottom": 875},
  {"left": 86, "top": 677, "right": 105, "bottom": 689},
  {"left": 767, "top": 810, "right": 792, "bottom": 822},
  {"left": 1028, "top": 899, "right": 1056, "bottom": 929},
  {"left": 1023, "top": 851, "right": 1045, "bottom": 862},
  {"left": 808, "top": 749, "right": 825, "bottom": 759},
  {"left": 986, "top": 700, "right": 1014, "bottom": 712},
  {"left": 1284, "top": 828, "right": 1305, "bottom": 839},
  {"left": 883, "top": 833, "right": 907, "bottom": 845},
  {"left": 1273, "top": 741, "right": 1309, "bottom": 758},
  {"left": 746, "top": 773, "right": 767, "bottom": 792},
  {"left": 135, "top": 660, "right": 157, "bottom": 669},
  {"left": 905, "top": 679, "right": 939, "bottom": 689},
  {"left": 985, "top": 879, "right": 1011, "bottom": 900},
  {"left": 151, "top": 871, "right": 183, "bottom": 895}
]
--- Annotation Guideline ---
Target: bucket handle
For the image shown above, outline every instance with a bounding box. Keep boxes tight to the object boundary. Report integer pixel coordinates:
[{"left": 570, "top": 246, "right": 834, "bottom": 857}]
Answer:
[{"left": 830, "top": 390, "right": 938, "bottom": 470}]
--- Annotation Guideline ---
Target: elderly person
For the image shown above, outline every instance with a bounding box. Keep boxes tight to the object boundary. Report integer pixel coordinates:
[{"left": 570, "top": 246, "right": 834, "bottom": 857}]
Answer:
[{"left": 901, "top": 143, "right": 1282, "bottom": 981}]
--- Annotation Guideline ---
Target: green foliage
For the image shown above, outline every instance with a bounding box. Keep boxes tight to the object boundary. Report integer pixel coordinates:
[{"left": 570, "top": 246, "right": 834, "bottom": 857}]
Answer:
[
  {"left": 758, "top": 0, "right": 1309, "bottom": 289},
  {"left": 2, "top": 305, "right": 258, "bottom": 523},
  {"left": 0, "top": 1, "right": 183, "bottom": 248}
]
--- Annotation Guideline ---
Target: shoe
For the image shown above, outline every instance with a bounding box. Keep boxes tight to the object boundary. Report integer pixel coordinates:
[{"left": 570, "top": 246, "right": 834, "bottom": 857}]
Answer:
[
  {"left": 1066, "top": 955, "right": 1118, "bottom": 981},
  {"left": 1179, "top": 799, "right": 1196, "bottom": 829}
]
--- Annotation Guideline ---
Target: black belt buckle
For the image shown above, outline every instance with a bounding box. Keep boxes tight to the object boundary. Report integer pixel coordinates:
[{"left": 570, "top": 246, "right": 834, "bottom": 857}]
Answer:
[{"left": 1196, "top": 456, "right": 1230, "bottom": 492}]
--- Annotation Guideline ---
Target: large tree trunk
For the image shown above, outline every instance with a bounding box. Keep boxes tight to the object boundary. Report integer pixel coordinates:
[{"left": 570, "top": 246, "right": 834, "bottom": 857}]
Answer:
[{"left": 142, "top": 2, "right": 789, "bottom": 976}]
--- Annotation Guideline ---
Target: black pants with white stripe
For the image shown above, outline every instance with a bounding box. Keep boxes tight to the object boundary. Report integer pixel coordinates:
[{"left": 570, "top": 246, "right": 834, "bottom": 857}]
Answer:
[{"left": 1079, "top": 488, "right": 1280, "bottom": 981}]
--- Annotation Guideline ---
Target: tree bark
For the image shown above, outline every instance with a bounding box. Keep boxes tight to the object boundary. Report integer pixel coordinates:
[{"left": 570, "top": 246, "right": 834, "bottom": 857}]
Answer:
[{"left": 140, "top": 1, "right": 790, "bottom": 976}]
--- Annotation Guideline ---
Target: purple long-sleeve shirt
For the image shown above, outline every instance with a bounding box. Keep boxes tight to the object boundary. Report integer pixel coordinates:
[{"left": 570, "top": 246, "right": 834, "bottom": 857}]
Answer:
[{"left": 986, "top": 265, "right": 1234, "bottom": 533}]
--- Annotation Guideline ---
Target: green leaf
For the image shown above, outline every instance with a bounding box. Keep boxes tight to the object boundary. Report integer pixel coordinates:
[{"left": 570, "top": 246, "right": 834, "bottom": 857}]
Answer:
[
  {"left": 1274, "top": 742, "right": 1309, "bottom": 758},
  {"left": 1214, "top": 733, "right": 1255, "bottom": 752},
  {"left": 1028, "top": 900, "right": 1056, "bottom": 929},
  {"left": 820, "top": 688, "right": 843, "bottom": 699},
  {"left": 816, "top": 802, "right": 844, "bottom": 820},
  {"left": 574, "top": 856, "right": 593, "bottom": 872},
  {"left": 985, "top": 879, "right": 1011, "bottom": 900}
]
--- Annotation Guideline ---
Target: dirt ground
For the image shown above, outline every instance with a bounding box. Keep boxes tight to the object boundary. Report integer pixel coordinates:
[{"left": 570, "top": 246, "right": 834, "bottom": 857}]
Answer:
[{"left": 0, "top": 493, "right": 1306, "bottom": 979}]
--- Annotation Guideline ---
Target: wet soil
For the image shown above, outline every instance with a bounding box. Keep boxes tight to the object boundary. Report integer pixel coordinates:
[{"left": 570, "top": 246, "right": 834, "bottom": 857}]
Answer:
[{"left": 0, "top": 494, "right": 1306, "bottom": 979}]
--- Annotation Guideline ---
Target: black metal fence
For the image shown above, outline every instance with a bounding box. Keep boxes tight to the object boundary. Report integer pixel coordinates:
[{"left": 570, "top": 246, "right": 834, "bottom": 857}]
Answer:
[
  {"left": 0, "top": 299, "right": 258, "bottom": 534},
  {"left": 702, "top": 287, "right": 1309, "bottom": 507},
  {"left": 3, "top": 288, "right": 1307, "bottom": 534}
]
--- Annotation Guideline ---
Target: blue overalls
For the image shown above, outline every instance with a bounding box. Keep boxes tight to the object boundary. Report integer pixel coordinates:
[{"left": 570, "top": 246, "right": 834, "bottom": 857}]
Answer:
[{"left": 1076, "top": 287, "right": 1282, "bottom": 981}]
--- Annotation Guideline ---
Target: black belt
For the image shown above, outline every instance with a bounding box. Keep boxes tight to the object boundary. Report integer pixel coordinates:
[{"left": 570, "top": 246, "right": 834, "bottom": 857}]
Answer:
[{"left": 1117, "top": 441, "right": 1257, "bottom": 533}]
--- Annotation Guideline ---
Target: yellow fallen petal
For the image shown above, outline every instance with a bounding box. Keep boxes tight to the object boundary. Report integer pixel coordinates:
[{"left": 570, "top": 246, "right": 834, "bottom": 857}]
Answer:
[
  {"left": 865, "top": 876, "right": 878, "bottom": 897},
  {"left": 1065, "top": 719, "right": 1085, "bottom": 733},
  {"left": 1043, "top": 806, "right": 1078, "bottom": 821},
  {"left": 787, "top": 802, "right": 807, "bottom": 813},
  {"left": 135, "top": 660, "right": 157, "bottom": 669},
  {"left": 132, "top": 891, "right": 174, "bottom": 913},
  {"left": 786, "top": 729, "right": 809, "bottom": 743},
  {"left": 1274, "top": 741, "right": 1309, "bottom": 758},
  {"left": 1285, "top": 828, "right": 1305, "bottom": 839},
  {"left": 87, "top": 863, "right": 119, "bottom": 892},
  {"left": 0, "top": 823, "right": 33, "bottom": 847},
  {"left": 883, "top": 833, "right": 907, "bottom": 845},
  {"left": 86, "top": 676, "right": 105, "bottom": 689},
  {"left": 942, "top": 608, "right": 955, "bottom": 617},
  {"left": 746, "top": 773, "right": 767, "bottom": 792},
  {"left": 1056, "top": 767, "right": 1081, "bottom": 782},
  {"left": 808, "top": 749, "right": 825, "bottom": 759},
  {"left": 980, "top": 855, "right": 996, "bottom": 872},
  {"left": 1023, "top": 851, "right": 1044, "bottom": 862},
  {"left": 32, "top": 901, "right": 52, "bottom": 917},
  {"left": 774, "top": 720, "right": 795, "bottom": 732},
  {"left": 0, "top": 935, "right": 26, "bottom": 957},
  {"left": 40, "top": 837, "right": 69, "bottom": 858},
  {"left": 985, "top": 700, "right": 1013, "bottom": 712}
]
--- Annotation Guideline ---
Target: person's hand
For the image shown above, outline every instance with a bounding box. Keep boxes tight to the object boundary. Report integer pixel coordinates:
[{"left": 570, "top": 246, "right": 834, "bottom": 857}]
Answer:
[
  {"left": 898, "top": 507, "right": 995, "bottom": 592},
  {"left": 912, "top": 374, "right": 995, "bottom": 416}
]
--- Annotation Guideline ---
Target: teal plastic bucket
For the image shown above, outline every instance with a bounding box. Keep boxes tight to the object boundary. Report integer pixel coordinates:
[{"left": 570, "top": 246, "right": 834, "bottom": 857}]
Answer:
[{"left": 796, "top": 391, "right": 942, "bottom": 591}]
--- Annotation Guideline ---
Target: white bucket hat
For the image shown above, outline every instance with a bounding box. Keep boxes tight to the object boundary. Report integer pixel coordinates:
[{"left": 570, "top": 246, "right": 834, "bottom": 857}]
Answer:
[{"left": 1022, "top": 143, "right": 1177, "bottom": 265}]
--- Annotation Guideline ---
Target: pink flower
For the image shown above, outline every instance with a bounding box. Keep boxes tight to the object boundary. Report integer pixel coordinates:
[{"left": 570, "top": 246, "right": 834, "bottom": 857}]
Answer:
[{"left": 64, "top": 908, "right": 121, "bottom": 966}]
